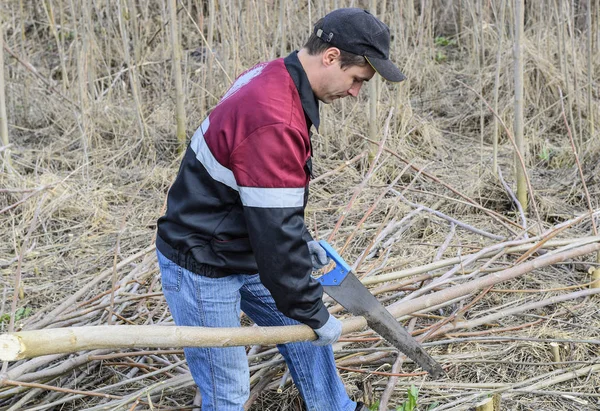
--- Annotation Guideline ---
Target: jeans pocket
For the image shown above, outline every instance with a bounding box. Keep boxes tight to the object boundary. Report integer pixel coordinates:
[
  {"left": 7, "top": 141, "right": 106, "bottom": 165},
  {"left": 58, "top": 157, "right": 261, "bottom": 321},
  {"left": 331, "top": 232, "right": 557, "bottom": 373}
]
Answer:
[{"left": 157, "top": 250, "right": 183, "bottom": 292}]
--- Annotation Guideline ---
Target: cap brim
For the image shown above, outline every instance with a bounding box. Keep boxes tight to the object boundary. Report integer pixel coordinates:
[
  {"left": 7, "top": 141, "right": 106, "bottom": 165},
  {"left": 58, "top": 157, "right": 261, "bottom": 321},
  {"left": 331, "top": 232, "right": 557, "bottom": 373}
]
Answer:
[{"left": 365, "top": 56, "right": 406, "bottom": 83}]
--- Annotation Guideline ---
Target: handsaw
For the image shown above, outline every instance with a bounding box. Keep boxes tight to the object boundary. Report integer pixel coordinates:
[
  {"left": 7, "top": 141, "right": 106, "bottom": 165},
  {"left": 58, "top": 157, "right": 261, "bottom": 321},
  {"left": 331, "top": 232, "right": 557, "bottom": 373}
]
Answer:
[{"left": 318, "top": 240, "right": 443, "bottom": 378}]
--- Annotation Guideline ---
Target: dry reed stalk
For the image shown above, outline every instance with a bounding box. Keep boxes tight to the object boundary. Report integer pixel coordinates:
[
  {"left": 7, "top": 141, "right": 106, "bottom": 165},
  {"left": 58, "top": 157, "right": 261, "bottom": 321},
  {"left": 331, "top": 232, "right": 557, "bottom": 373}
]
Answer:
[
  {"left": 513, "top": 0, "right": 527, "bottom": 211},
  {"left": 587, "top": 0, "right": 594, "bottom": 140},
  {"left": 478, "top": 0, "right": 485, "bottom": 172},
  {"left": 464, "top": 0, "right": 479, "bottom": 67},
  {"left": 566, "top": 0, "right": 583, "bottom": 149},
  {"left": 0, "top": 15, "right": 9, "bottom": 170},
  {"left": 597, "top": 0, "right": 600, "bottom": 53},
  {"left": 67, "top": 0, "right": 91, "bottom": 170},
  {"left": 492, "top": 0, "right": 507, "bottom": 174},
  {"left": 180, "top": 2, "right": 231, "bottom": 83},
  {"left": 116, "top": 0, "right": 146, "bottom": 141},
  {"left": 464, "top": 0, "right": 485, "bottom": 171},
  {"left": 278, "top": 0, "right": 286, "bottom": 58},
  {"left": 368, "top": 0, "right": 379, "bottom": 161},
  {"left": 368, "top": 78, "right": 378, "bottom": 159},
  {"left": 554, "top": 0, "right": 565, "bottom": 91},
  {"left": 416, "top": 0, "right": 427, "bottom": 50},
  {"left": 41, "top": 1, "right": 68, "bottom": 92},
  {"left": 82, "top": 0, "right": 97, "bottom": 99},
  {"left": 126, "top": 0, "right": 141, "bottom": 70},
  {"left": 204, "top": 0, "right": 216, "bottom": 107},
  {"left": 168, "top": 0, "right": 187, "bottom": 152},
  {"left": 557, "top": 0, "right": 579, "bottom": 154}
]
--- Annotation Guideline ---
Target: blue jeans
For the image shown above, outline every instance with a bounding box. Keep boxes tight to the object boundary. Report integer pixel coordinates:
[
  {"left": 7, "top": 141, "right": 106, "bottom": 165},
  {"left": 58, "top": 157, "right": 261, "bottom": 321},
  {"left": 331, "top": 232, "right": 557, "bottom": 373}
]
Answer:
[{"left": 157, "top": 250, "right": 356, "bottom": 411}]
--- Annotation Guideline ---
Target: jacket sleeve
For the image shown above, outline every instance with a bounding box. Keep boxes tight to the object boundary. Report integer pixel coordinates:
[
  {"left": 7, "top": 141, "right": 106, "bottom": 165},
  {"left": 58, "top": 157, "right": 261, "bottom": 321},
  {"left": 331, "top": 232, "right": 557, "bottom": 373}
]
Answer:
[{"left": 230, "top": 123, "right": 330, "bottom": 329}]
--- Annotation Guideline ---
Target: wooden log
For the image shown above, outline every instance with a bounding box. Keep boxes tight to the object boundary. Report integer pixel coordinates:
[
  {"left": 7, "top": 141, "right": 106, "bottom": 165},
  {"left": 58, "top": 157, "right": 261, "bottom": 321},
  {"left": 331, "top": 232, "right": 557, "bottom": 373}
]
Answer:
[
  {"left": 1, "top": 241, "right": 598, "bottom": 361},
  {"left": 0, "top": 319, "right": 361, "bottom": 362}
]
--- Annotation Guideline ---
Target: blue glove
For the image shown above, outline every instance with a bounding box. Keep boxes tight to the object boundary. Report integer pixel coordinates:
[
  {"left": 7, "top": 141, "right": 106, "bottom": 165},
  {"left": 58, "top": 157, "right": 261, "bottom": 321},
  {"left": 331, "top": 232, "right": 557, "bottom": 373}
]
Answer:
[
  {"left": 312, "top": 314, "right": 342, "bottom": 346},
  {"left": 307, "top": 240, "right": 330, "bottom": 270}
]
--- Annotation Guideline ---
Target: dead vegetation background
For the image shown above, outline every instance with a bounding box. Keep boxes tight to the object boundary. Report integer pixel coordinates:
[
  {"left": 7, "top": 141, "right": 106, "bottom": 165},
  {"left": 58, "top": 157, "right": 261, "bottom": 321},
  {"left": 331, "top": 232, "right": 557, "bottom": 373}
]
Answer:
[{"left": 1, "top": 0, "right": 600, "bottom": 410}]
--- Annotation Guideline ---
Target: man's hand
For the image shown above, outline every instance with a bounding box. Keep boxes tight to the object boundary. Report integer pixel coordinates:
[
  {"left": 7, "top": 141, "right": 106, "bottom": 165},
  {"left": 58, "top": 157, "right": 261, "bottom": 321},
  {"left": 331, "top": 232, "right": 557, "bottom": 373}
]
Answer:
[
  {"left": 312, "top": 314, "right": 342, "bottom": 346},
  {"left": 307, "top": 240, "right": 330, "bottom": 270}
]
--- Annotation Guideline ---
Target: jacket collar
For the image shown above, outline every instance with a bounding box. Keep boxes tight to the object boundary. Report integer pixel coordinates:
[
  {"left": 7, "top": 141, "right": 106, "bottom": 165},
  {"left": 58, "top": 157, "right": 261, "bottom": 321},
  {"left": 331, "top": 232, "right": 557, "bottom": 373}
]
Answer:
[{"left": 284, "top": 51, "right": 320, "bottom": 131}]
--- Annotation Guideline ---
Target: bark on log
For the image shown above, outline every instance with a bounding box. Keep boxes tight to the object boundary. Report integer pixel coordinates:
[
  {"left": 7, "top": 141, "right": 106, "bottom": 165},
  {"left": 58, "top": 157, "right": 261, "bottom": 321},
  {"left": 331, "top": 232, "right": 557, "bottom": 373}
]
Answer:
[{"left": 1, "top": 241, "right": 598, "bottom": 362}]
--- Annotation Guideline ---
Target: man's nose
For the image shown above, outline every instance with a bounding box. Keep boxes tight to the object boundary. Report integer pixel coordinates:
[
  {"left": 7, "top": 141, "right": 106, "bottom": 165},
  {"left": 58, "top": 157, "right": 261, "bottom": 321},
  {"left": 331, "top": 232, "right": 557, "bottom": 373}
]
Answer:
[{"left": 347, "top": 82, "right": 362, "bottom": 97}]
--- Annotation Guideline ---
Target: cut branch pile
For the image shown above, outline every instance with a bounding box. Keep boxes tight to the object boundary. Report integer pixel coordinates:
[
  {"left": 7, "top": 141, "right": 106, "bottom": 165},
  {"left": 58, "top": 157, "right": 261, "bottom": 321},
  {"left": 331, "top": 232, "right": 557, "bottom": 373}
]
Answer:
[
  {"left": 2, "top": 236, "right": 600, "bottom": 362},
  {"left": 1, "top": 192, "right": 599, "bottom": 410}
]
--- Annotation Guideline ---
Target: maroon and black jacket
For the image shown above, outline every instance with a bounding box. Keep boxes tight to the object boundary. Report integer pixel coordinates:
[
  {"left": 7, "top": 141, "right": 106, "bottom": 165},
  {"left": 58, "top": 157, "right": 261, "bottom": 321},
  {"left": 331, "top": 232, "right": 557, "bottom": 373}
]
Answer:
[{"left": 156, "top": 52, "right": 329, "bottom": 329}]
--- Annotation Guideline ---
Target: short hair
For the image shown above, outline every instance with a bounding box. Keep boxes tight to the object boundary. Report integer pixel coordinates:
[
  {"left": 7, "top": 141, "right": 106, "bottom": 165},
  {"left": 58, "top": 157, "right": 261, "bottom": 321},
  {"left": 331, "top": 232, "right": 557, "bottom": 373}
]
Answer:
[{"left": 303, "top": 18, "right": 368, "bottom": 69}]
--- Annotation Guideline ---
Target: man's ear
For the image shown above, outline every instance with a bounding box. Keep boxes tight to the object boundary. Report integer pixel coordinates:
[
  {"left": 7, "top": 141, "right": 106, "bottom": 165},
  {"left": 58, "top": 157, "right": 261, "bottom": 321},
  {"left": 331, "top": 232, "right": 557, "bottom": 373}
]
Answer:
[{"left": 322, "top": 47, "right": 341, "bottom": 67}]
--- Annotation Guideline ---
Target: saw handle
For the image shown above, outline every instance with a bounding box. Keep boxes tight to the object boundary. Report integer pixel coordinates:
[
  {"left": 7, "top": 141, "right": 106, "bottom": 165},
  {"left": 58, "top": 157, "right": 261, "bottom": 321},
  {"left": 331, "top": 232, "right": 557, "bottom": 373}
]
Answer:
[{"left": 317, "top": 241, "right": 352, "bottom": 286}]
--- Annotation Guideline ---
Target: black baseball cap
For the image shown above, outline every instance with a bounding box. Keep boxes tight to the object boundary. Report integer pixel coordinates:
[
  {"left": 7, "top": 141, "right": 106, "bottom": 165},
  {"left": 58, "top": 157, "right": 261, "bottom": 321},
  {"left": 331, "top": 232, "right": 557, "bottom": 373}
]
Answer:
[{"left": 315, "top": 8, "right": 406, "bottom": 82}]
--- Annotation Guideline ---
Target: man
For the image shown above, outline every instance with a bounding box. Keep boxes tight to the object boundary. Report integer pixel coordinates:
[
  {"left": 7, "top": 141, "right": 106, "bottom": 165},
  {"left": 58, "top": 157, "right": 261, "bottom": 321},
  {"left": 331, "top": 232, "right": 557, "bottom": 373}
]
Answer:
[{"left": 156, "top": 8, "right": 405, "bottom": 411}]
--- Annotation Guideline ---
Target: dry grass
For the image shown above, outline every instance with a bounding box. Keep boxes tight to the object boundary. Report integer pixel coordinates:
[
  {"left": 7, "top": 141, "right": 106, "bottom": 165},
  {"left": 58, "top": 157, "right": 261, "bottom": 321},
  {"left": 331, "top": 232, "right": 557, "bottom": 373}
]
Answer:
[{"left": 1, "top": 0, "right": 600, "bottom": 410}]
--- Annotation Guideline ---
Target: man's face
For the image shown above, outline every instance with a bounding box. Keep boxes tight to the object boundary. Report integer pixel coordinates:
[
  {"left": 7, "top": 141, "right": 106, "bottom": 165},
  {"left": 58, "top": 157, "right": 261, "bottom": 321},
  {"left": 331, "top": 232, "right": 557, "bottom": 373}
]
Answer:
[{"left": 316, "top": 58, "right": 376, "bottom": 104}]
